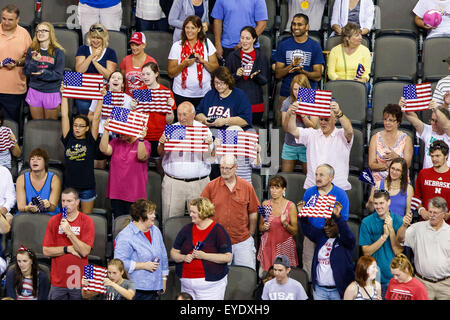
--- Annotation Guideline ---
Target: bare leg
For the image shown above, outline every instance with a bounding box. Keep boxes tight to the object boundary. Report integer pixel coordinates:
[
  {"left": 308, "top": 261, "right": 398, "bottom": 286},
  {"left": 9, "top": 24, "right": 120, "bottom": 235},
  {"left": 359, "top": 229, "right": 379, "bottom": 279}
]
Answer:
[{"left": 29, "top": 106, "right": 45, "bottom": 120}]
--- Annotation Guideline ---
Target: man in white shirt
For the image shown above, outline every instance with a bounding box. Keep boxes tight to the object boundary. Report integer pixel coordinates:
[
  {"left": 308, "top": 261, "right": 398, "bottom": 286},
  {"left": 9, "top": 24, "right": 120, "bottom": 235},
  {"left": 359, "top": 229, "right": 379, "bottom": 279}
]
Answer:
[
  {"left": 285, "top": 100, "right": 354, "bottom": 190},
  {"left": 398, "top": 197, "right": 450, "bottom": 300},
  {"left": 262, "top": 255, "right": 308, "bottom": 300},
  {"left": 158, "top": 102, "right": 214, "bottom": 223}
]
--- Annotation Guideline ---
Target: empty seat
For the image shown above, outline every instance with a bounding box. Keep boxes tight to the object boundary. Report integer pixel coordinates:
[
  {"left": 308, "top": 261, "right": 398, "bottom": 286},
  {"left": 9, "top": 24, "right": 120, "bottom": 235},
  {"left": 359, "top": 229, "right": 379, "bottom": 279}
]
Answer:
[
  {"left": 422, "top": 37, "right": 450, "bottom": 82},
  {"left": 373, "top": 35, "right": 418, "bottom": 83},
  {"left": 112, "top": 214, "right": 131, "bottom": 240},
  {"left": 41, "top": 0, "right": 79, "bottom": 27},
  {"left": 265, "top": 0, "right": 276, "bottom": 33},
  {"left": 109, "top": 30, "right": 129, "bottom": 65},
  {"left": 142, "top": 31, "right": 173, "bottom": 74},
  {"left": 163, "top": 216, "right": 192, "bottom": 262},
  {"left": 94, "top": 168, "right": 111, "bottom": 214},
  {"left": 347, "top": 218, "right": 361, "bottom": 264},
  {"left": 252, "top": 172, "right": 264, "bottom": 203},
  {"left": 23, "top": 120, "right": 65, "bottom": 166},
  {"left": 88, "top": 214, "right": 108, "bottom": 266},
  {"left": 259, "top": 34, "right": 273, "bottom": 66},
  {"left": 349, "top": 127, "right": 364, "bottom": 174},
  {"left": 371, "top": 81, "right": 413, "bottom": 129},
  {"left": 346, "top": 174, "right": 364, "bottom": 219},
  {"left": 324, "top": 80, "right": 367, "bottom": 127},
  {"left": 224, "top": 265, "right": 257, "bottom": 300},
  {"left": 54, "top": 28, "right": 80, "bottom": 71},
  {"left": 147, "top": 170, "right": 162, "bottom": 222},
  {"left": 376, "top": 0, "right": 418, "bottom": 36}
]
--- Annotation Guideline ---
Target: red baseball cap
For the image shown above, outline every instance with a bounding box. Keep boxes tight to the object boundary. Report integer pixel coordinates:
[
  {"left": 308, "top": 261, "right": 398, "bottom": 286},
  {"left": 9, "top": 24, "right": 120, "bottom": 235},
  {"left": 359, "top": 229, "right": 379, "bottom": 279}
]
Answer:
[{"left": 129, "top": 32, "right": 146, "bottom": 45}]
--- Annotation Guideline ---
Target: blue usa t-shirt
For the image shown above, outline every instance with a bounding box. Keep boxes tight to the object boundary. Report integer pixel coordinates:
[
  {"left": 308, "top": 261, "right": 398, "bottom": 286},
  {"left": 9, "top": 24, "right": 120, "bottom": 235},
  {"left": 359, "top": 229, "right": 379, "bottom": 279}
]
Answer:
[{"left": 274, "top": 36, "right": 324, "bottom": 96}]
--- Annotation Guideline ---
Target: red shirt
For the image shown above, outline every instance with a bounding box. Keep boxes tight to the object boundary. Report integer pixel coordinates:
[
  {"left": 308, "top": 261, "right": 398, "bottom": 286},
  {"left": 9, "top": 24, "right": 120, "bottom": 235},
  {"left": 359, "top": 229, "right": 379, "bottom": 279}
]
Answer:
[
  {"left": 385, "top": 277, "right": 429, "bottom": 300},
  {"left": 120, "top": 54, "right": 157, "bottom": 96},
  {"left": 181, "top": 221, "right": 216, "bottom": 279},
  {"left": 42, "top": 212, "right": 95, "bottom": 288}
]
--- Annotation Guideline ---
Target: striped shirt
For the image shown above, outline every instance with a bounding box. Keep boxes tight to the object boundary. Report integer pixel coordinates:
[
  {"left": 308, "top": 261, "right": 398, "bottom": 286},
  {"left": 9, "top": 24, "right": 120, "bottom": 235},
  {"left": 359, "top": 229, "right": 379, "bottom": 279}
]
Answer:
[
  {"left": 17, "top": 278, "right": 37, "bottom": 300},
  {"left": 433, "top": 75, "right": 450, "bottom": 108}
]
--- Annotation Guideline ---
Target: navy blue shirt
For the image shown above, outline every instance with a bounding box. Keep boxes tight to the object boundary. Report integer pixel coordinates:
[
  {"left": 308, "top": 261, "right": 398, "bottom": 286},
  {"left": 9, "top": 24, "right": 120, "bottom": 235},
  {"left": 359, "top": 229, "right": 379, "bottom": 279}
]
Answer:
[{"left": 76, "top": 45, "right": 117, "bottom": 74}]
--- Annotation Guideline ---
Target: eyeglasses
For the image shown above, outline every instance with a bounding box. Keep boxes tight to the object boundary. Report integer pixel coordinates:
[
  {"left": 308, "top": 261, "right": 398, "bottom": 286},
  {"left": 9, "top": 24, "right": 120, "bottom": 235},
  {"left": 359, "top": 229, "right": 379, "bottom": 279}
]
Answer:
[
  {"left": 73, "top": 124, "right": 87, "bottom": 128},
  {"left": 90, "top": 26, "right": 104, "bottom": 33},
  {"left": 214, "top": 80, "right": 227, "bottom": 87},
  {"left": 36, "top": 29, "right": 50, "bottom": 34},
  {"left": 220, "top": 165, "right": 235, "bottom": 171}
]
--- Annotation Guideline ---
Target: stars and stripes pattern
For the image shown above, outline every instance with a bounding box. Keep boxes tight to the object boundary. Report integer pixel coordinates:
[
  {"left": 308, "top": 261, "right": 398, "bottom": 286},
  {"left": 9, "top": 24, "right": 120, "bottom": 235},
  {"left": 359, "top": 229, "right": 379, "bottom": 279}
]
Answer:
[
  {"left": 298, "top": 194, "right": 337, "bottom": 219},
  {"left": 194, "top": 241, "right": 204, "bottom": 250},
  {"left": 354, "top": 63, "right": 365, "bottom": 80},
  {"left": 31, "top": 196, "right": 46, "bottom": 213},
  {"left": 241, "top": 53, "right": 254, "bottom": 76},
  {"left": 1, "top": 57, "right": 15, "bottom": 66},
  {"left": 83, "top": 265, "right": 108, "bottom": 294},
  {"left": 101, "top": 91, "right": 125, "bottom": 118},
  {"left": 216, "top": 130, "right": 259, "bottom": 159},
  {"left": 105, "top": 106, "right": 149, "bottom": 138},
  {"left": 257, "top": 205, "right": 272, "bottom": 222},
  {"left": 0, "top": 126, "right": 14, "bottom": 152},
  {"left": 358, "top": 168, "right": 376, "bottom": 186},
  {"left": 133, "top": 88, "right": 173, "bottom": 114},
  {"left": 62, "top": 71, "right": 104, "bottom": 100},
  {"left": 164, "top": 124, "right": 209, "bottom": 152},
  {"left": 402, "top": 83, "right": 432, "bottom": 112},
  {"left": 411, "top": 197, "right": 422, "bottom": 211},
  {"left": 296, "top": 87, "right": 333, "bottom": 117},
  {"left": 61, "top": 207, "right": 67, "bottom": 220}
]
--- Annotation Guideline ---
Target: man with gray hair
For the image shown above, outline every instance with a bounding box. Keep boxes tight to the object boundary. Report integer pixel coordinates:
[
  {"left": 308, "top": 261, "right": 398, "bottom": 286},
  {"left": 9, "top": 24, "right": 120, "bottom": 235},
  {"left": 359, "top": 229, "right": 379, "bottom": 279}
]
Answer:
[
  {"left": 201, "top": 154, "right": 260, "bottom": 270},
  {"left": 300, "top": 163, "right": 350, "bottom": 279},
  {"left": 398, "top": 196, "right": 450, "bottom": 300},
  {"left": 158, "top": 101, "right": 214, "bottom": 224}
]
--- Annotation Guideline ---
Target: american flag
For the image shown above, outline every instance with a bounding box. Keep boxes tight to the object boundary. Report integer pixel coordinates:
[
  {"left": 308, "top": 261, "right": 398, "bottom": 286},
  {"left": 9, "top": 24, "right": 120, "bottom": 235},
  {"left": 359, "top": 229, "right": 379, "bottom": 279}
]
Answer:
[
  {"left": 241, "top": 53, "right": 254, "bottom": 77},
  {"left": 296, "top": 87, "right": 333, "bottom": 117},
  {"left": 354, "top": 63, "right": 365, "bottom": 80},
  {"left": 62, "top": 71, "right": 104, "bottom": 100},
  {"left": 216, "top": 130, "right": 259, "bottom": 159},
  {"left": 257, "top": 205, "right": 272, "bottom": 222},
  {"left": 358, "top": 168, "right": 376, "bottom": 186},
  {"left": 0, "top": 126, "right": 14, "bottom": 152},
  {"left": 164, "top": 125, "right": 209, "bottom": 152},
  {"left": 101, "top": 91, "right": 125, "bottom": 118},
  {"left": 194, "top": 241, "right": 204, "bottom": 250},
  {"left": 1, "top": 57, "right": 15, "bottom": 66},
  {"left": 105, "top": 106, "right": 149, "bottom": 138},
  {"left": 153, "top": 257, "right": 160, "bottom": 263},
  {"left": 411, "top": 196, "right": 422, "bottom": 211},
  {"left": 31, "top": 196, "right": 46, "bottom": 213},
  {"left": 298, "top": 194, "right": 336, "bottom": 219},
  {"left": 61, "top": 207, "right": 67, "bottom": 220},
  {"left": 402, "top": 83, "right": 432, "bottom": 112},
  {"left": 133, "top": 88, "right": 173, "bottom": 114},
  {"left": 83, "top": 265, "right": 108, "bottom": 294}
]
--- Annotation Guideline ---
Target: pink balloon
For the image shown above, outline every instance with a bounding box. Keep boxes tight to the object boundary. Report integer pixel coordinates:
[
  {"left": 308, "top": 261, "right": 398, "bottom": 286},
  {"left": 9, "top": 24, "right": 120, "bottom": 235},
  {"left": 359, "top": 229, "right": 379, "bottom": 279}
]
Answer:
[{"left": 423, "top": 10, "right": 442, "bottom": 28}]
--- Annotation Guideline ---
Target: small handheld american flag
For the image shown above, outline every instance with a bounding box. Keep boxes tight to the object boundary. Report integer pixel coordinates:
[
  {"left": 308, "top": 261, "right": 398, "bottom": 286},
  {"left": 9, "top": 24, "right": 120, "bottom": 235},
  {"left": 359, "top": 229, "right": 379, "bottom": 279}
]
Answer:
[
  {"left": 105, "top": 106, "right": 149, "bottom": 138},
  {"left": 0, "top": 126, "right": 14, "bottom": 152},
  {"left": 257, "top": 205, "right": 272, "bottom": 222},
  {"left": 164, "top": 124, "right": 209, "bottom": 152},
  {"left": 411, "top": 197, "right": 422, "bottom": 212},
  {"left": 358, "top": 168, "right": 376, "bottom": 186},
  {"left": 354, "top": 63, "right": 365, "bottom": 80},
  {"left": 402, "top": 83, "right": 432, "bottom": 112},
  {"left": 1, "top": 57, "right": 15, "bottom": 66},
  {"left": 298, "top": 194, "right": 336, "bottom": 219},
  {"left": 62, "top": 71, "right": 104, "bottom": 100},
  {"left": 83, "top": 265, "right": 108, "bottom": 294},
  {"left": 216, "top": 129, "right": 259, "bottom": 159},
  {"left": 296, "top": 87, "right": 333, "bottom": 118},
  {"left": 61, "top": 207, "right": 67, "bottom": 219},
  {"left": 133, "top": 88, "right": 173, "bottom": 114},
  {"left": 194, "top": 241, "right": 204, "bottom": 251},
  {"left": 31, "top": 196, "right": 46, "bottom": 213}
]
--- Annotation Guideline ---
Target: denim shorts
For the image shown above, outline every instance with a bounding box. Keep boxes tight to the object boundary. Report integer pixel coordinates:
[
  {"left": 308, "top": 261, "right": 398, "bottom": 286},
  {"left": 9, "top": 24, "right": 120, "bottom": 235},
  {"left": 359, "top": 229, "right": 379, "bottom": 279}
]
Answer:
[
  {"left": 281, "top": 143, "right": 307, "bottom": 162},
  {"left": 75, "top": 187, "right": 97, "bottom": 202}
]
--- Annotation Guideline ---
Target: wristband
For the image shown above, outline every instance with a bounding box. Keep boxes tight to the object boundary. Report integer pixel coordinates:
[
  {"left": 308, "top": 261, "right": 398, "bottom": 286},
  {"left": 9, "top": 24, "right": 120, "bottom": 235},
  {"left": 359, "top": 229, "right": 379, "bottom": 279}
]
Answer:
[
  {"left": 63, "top": 246, "right": 68, "bottom": 254},
  {"left": 138, "top": 138, "right": 145, "bottom": 142},
  {"left": 336, "top": 111, "right": 344, "bottom": 118}
]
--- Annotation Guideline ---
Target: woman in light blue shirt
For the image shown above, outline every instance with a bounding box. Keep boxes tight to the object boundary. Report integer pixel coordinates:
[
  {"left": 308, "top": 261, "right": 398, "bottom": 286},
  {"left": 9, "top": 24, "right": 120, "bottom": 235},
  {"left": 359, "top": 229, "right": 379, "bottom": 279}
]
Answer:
[
  {"left": 168, "top": 0, "right": 209, "bottom": 43},
  {"left": 114, "top": 199, "right": 169, "bottom": 300}
]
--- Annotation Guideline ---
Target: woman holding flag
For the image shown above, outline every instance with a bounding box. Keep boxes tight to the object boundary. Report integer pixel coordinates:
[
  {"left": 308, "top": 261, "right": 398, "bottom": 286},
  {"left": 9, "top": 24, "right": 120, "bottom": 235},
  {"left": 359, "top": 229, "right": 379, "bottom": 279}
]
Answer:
[
  {"left": 170, "top": 197, "right": 232, "bottom": 300},
  {"left": 327, "top": 22, "right": 371, "bottom": 83},
  {"left": 257, "top": 175, "right": 298, "bottom": 276}
]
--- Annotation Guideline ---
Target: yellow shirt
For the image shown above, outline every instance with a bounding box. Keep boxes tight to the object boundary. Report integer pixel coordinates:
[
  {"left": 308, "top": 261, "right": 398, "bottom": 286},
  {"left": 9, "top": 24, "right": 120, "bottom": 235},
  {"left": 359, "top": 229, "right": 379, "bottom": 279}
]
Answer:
[
  {"left": 327, "top": 44, "right": 371, "bottom": 81},
  {"left": 0, "top": 25, "right": 32, "bottom": 94}
]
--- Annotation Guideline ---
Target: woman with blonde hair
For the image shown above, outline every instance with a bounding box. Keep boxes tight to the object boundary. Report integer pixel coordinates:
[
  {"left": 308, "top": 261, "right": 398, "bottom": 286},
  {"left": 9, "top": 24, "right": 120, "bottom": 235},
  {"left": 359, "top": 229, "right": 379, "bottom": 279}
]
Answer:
[
  {"left": 171, "top": 197, "right": 232, "bottom": 300},
  {"left": 23, "top": 21, "right": 65, "bottom": 120},
  {"left": 75, "top": 23, "right": 118, "bottom": 114},
  {"left": 385, "top": 254, "right": 428, "bottom": 300},
  {"left": 281, "top": 73, "right": 319, "bottom": 173}
]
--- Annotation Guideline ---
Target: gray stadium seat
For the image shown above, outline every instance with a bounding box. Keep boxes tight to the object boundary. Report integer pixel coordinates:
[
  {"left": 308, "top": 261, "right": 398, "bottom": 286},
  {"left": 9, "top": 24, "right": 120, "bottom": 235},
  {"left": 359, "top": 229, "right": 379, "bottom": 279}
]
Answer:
[
  {"left": 11, "top": 213, "right": 51, "bottom": 262},
  {"left": 422, "top": 37, "right": 450, "bottom": 82},
  {"left": 259, "top": 34, "right": 273, "bottom": 65},
  {"left": 252, "top": 172, "right": 263, "bottom": 203},
  {"left": 163, "top": 215, "right": 192, "bottom": 262},
  {"left": 94, "top": 168, "right": 111, "bottom": 214},
  {"left": 113, "top": 214, "right": 131, "bottom": 240},
  {"left": 349, "top": 127, "right": 364, "bottom": 174},
  {"left": 147, "top": 170, "right": 162, "bottom": 222},
  {"left": 347, "top": 218, "right": 361, "bottom": 264},
  {"left": 373, "top": 35, "right": 418, "bottom": 83},
  {"left": 108, "top": 30, "right": 129, "bottom": 66},
  {"left": 376, "top": 0, "right": 419, "bottom": 36},
  {"left": 324, "top": 80, "right": 367, "bottom": 127},
  {"left": 371, "top": 81, "right": 412, "bottom": 129},
  {"left": 277, "top": 172, "right": 307, "bottom": 205},
  {"left": 41, "top": 0, "right": 79, "bottom": 27},
  {"left": 161, "top": 265, "right": 181, "bottom": 300},
  {"left": 289, "top": 267, "right": 310, "bottom": 297},
  {"left": 346, "top": 174, "right": 364, "bottom": 219},
  {"left": 88, "top": 214, "right": 108, "bottom": 266},
  {"left": 265, "top": 0, "right": 276, "bottom": 33},
  {"left": 23, "top": 120, "right": 65, "bottom": 166},
  {"left": 224, "top": 265, "right": 257, "bottom": 300},
  {"left": 121, "top": 0, "right": 133, "bottom": 29},
  {"left": 142, "top": 31, "right": 173, "bottom": 74},
  {"left": 54, "top": 28, "right": 80, "bottom": 71}
]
